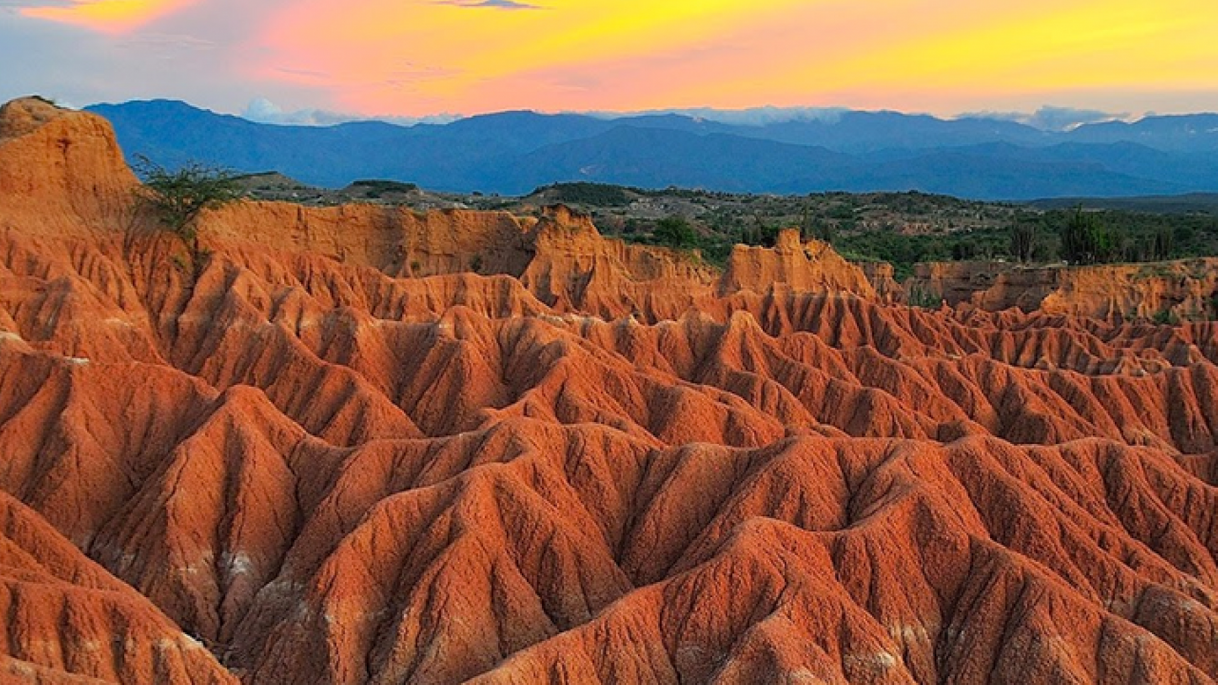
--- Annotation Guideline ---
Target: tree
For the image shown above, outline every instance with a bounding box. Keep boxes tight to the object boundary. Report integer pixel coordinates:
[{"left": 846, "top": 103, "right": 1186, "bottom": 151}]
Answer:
[
  {"left": 653, "top": 215, "right": 697, "bottom": 249},
  {"left": 799, "top": 205, "right": 812, "bottom": 241},
  {"left": 1152, "top": 226, "right": 1174, "bottom": 261},
  {"left": 1009, "top": 218, "right": 1039, "bottom": 263},
  {"left": 801, "top": 204, "right": 835, "bottom": 244},
  {"left": 133, "top": 155, "right": 242, "bottom": 277},
  {"left": 952, "top": 240, "right": 977, "bottom": 261},
  {"left": 742, "top": 214, "right": 780, "bottom": 248},
  {"left": 1060, "top": 207, "right": 1105, "bottom": 265}
]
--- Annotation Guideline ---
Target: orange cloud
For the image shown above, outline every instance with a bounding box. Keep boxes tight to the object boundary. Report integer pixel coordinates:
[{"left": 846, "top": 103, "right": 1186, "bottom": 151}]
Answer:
[
  {"left": 252, "top": 0, "right": 812, "bottom": 114},
  {"left": 770, "top": 0, "right": 1218, "bottom": 94},
  {"left": 18, "top": 0, "right": 1218, "bottom": 116},
  {"left": 21, "top": 0, "right": 196, "bottom": 33},
  {"left": 243, "top": 0, "right": 1218, "bottom": 116}
]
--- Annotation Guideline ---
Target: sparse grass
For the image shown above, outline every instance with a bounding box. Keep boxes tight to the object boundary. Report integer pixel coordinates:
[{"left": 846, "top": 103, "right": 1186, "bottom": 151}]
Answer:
[
  {"left": 1134, "top": 264, "right": 1173, "bottom": 281},
  {"left": 907, "top": 285, "right": 942, "bottom": 309},
  {"left": 1151, "top": 309, "right": 1180, "bottom": 325}
]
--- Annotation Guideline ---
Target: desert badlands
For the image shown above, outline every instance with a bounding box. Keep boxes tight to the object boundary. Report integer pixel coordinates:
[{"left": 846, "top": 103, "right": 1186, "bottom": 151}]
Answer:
[{"left": 0, "top": 97, "right": 1215, "bottom": 684}]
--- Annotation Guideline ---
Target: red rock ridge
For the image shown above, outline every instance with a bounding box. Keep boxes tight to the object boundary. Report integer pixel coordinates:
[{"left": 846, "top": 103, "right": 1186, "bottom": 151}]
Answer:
[
  {"left": 905, "top": 259, "right": 1218, "bottom": 321},
  {"left": 0, "top": 490, "right": 236, "bottom": 684},
  {"left": 0, "top": 97, "right": 138, "bottom": 236}
]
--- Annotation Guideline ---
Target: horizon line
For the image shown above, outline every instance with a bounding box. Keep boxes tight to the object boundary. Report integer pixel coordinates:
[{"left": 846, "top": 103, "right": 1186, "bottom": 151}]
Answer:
[{"left": 66, "top": 95, "right": 1218, "bottom": 131}]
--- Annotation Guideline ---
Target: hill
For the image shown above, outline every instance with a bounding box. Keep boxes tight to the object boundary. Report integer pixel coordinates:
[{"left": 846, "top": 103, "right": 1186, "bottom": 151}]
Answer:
[
  {"left": 1029, "top": 192, "right": 1218, "bottom": 214},
  {"left": 85, "top": 99, "right": 1218, "bottom": 200}
]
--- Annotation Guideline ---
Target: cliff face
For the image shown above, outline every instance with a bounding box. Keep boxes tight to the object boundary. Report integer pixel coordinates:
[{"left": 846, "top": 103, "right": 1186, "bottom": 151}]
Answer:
[
  {"left": 203, "top": 201, "right": 535, "bottom": 278},
  {"left": 1, "top": 99, "right": 1217, "bottom": 685},
  {"left": 858, "top": 260, "right": 901, "bottom": 303},
  {"left": 905, "top": 261, "right": 1062, "bottom": 311},
  {"left": 720, "top": 228, "right": 875, "bottom": 298},
  {"left": 0, "top": 97, "right": 138, "bottom": 235},
  {"left": 906, "top": 258, "right": 1218, "bottom": 320},
  {"left": 1039, "top": 259, "right": 1218, "bottom": 320},
  {"left": 204, "top": 199, "right": 871, "bottom": 321}
]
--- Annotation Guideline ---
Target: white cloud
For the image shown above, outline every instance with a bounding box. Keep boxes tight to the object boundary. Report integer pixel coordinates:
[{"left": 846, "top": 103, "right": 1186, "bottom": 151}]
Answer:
[
  {"left": 574, "top": 106, "right": 850, "bottom": 126},
  {"left": 240, "top": 97, "right": 458, "bottom": 127},
  {"left": 962, "top": 105, "right": 1132, "bottom": 131}
]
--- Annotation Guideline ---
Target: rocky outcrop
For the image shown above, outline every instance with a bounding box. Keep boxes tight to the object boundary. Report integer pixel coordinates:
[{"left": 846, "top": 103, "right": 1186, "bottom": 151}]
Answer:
[
  {"left": 205, "top": 205, "right": 871, "bottom": 321},
  {"left": 0, "top": 98, "right": 1216, "bottom": 685},
  {"left": 906, "top": 259, "right": 1218, "bottom": 320},
  {"left": 720, "top": 228, "right": 875, "bottom": 298},
  {"left": 859, "top": 260, "right": 901, "bottom": 303},
  {"left": 0, "top": 97, "right": 138, "bottom": 235},
  {"left": 517, "top": 205, "right": 719, "bottom": 318},
  {"left": 1040, "top": 259, "right": 1218, "bottom": 320}
]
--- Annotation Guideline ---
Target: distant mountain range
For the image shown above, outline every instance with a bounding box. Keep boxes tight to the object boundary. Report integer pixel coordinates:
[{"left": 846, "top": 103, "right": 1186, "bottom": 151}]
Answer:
[{"left": 85, "top": 100, "right": 1218, "bottom": 200}]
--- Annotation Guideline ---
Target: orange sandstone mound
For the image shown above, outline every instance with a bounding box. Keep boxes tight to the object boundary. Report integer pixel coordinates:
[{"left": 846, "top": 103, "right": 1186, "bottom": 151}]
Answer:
[{"left": 0, "top": 98, "right": 1215, "bottom": 684}]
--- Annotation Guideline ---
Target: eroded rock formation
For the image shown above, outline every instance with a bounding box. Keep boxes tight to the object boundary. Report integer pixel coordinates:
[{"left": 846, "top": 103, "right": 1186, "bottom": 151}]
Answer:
[
  {"left": 905, "top": 259, "right": 1218, "bottom": 321},
  {"left": 0, "top": 98, "right": 1215, "bottom": 684}
]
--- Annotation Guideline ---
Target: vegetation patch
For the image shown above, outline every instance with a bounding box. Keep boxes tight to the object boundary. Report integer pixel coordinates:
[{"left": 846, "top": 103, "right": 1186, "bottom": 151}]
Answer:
[
  {"left": 133, "top": 155, "right": 243, "bottom": 278},
  {"left": 349, "top": 180, "right": 419, "bottom": 198},
  {"left": 237, "top": 178, "right": 1218, "bottom": 276}
]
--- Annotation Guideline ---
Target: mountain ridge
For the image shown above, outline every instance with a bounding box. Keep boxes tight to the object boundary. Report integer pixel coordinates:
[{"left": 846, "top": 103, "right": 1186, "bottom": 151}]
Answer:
[{"left": 84, "top": 99, "right": 1218, "bottom": 199}]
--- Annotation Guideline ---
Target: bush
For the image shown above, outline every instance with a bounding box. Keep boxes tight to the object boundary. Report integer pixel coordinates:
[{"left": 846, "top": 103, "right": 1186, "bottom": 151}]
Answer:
[
  {"left": 1151, "top": 309, "right": 1179, "bottom": 325},
  {"left": 741, "top": 216, "right": 781, "bottom": 248},
  {"left": 1059, "top": 208, "right": 1130, "bottom": 265},
  {"left": 134, "top": 156, "right": 242, "bottom": 277},
  {"left": 653, "top": 216, "right": 697, "bottom": 249},
  {"left": 1060, "top": 208, "right": 1102, "bottom": 264},
  {"left": 1152, "top": 226, "right": 1173, "bottom": 261},
  {"left": 534, "top": 182, "right": 633, "bottom": 207},
  {"left": 801, "top": 206, "right": 835, "bottom": 244},
  {"left": 350, "top": 179, "right": 418, "bottom": 198}
]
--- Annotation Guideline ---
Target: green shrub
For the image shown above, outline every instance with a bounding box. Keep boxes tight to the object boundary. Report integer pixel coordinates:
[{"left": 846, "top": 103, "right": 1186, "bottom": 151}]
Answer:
[
  {"left": 653, "top": 216, "right": 697, "bottom": 249},
  {"left": 534, "top": 182, "right": 633, "bottom": 206},
  {"left": 133, "top": 155, "right": 242, "bottom": 278},
  {"left": 1150, "top": 309, "right": 1179, "bottom": 325},
  {"left": 351, "top": 179, "right": 418, "bottom": 195}
]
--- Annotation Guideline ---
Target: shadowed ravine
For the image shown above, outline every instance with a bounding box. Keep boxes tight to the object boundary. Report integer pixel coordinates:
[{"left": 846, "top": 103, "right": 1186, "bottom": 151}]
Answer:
[{"left": 0, "top": 97, "right": 1215, "bottom": 685}]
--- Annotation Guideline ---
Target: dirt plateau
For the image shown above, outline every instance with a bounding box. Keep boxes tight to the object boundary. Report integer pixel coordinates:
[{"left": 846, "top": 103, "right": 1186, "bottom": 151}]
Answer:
[{"left": 0, "top": 97, "right": 1216, "bottom": 685}]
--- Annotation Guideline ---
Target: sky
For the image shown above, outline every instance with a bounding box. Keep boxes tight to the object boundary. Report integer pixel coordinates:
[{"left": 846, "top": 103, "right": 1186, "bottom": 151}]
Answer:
[{"left": 3, "top": 0, "right": 1218, "bottom": 125}]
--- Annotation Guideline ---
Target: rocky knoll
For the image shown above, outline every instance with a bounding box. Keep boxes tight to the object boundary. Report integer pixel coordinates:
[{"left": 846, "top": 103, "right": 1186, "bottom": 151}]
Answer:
[
  {"left": 0, "top": 97, "right": 137, "bottom": 235},
  {"left": 0, "top": 98, "right": 1215, "bottom": 684}
]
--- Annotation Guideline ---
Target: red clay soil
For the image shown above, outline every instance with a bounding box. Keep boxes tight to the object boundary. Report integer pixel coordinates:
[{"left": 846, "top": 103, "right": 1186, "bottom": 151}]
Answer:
[{"left": 0, "top": 98, "right": 1215, "bottom": 684}]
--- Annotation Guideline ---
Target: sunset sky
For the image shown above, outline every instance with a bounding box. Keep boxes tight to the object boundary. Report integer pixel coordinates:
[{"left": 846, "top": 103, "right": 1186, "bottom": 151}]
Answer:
[{"left": 3, "top": 0, "right": 1218, "bottom": 123}]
